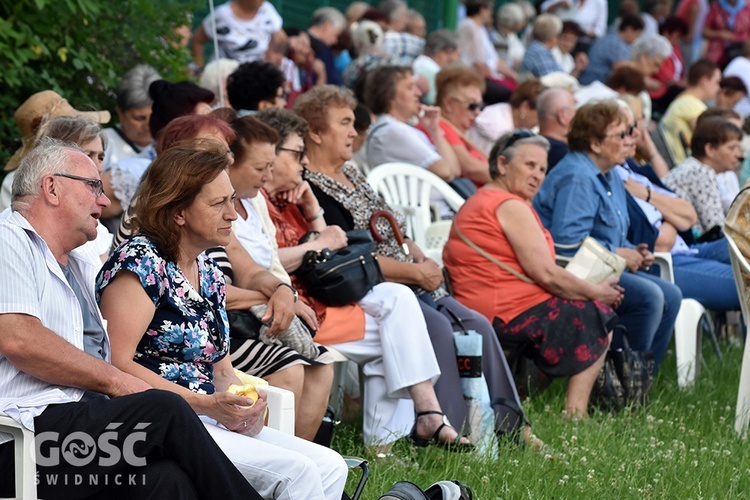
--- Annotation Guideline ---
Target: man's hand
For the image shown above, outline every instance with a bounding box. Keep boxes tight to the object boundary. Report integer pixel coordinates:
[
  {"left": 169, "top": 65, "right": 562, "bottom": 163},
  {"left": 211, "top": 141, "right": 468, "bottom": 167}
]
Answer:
[
  {"left": 616, "top": 247, "right": 645, "bottom": 273},
  {"left": 637, "top": 243, "right": 655, "bottom": 270},
  {"left": 108, "top": 371, "right": 152, "bottom": 397}
]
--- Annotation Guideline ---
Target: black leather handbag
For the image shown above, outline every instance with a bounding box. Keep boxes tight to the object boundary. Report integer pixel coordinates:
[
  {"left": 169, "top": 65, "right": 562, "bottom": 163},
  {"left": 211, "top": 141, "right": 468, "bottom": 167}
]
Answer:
[{"left": 296, "top": 229, "right": 384, "bottom": 307}]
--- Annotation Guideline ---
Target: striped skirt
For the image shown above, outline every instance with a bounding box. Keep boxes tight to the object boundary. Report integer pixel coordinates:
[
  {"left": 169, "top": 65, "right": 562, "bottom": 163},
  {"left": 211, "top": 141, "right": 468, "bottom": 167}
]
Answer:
[{"left": 230, "top": 339, "right": 334, "bottom": 378}]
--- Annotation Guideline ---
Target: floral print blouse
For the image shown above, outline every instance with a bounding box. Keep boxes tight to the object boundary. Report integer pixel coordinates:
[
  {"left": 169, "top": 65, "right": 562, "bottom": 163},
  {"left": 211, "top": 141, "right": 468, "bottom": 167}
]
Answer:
[{"left": 96, "top": 235, "right": 229, "bottom": 394}]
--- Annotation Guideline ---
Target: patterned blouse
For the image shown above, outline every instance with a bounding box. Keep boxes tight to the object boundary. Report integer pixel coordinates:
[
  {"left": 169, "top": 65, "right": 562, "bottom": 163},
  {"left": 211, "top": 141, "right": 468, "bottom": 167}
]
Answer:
[
  {"left": 96, "top": 235, "right": 230, "bottom": 394},
  {"left": 306, "top": 163, "right": 448, "bottom": 301},
  {"left": 663, "top": 156, "right": 725, "bottom": 235}
]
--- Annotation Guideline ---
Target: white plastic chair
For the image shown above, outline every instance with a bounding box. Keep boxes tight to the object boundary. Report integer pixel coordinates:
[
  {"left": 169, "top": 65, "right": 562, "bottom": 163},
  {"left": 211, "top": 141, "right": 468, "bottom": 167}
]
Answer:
[
  {"left": 0, "top": 384, "right": 295, "bottom": 500},
  {"left": 422, "top": 220, "right": 454, "bottom": 266},
  {"left": 726, "top": 236, "right": 750, "bottom": 435},
  {"left": 654, "top": 252, "right": 706, "bottom": 388},
  {"left": 0, "top": 416, "right": 36, "bottom": 500},
  {"left": 366, "top": 163, "right": 465, "bottom": 249}
]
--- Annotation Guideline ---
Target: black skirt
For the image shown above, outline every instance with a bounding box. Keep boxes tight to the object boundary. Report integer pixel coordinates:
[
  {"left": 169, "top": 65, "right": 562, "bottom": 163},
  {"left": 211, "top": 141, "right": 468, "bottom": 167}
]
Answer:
[{"left": 493, "top": 296, "right": 617, "bottom": 377}]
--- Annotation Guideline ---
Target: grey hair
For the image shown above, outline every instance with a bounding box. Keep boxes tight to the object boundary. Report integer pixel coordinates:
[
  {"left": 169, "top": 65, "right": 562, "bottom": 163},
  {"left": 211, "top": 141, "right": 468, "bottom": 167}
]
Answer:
[
  {"left": 496, "top": 3, "right": 525, "bottom": 30},
  {"left": 514, "top": 0, "right": 537, "bottom": 20},
  {"left": 532, "top": 13, "right": 563, "bottom": 43},
  {"left": 116, "top": 64, "right": 162, "bottom": 111},
  {"left": 488, "top": 131, "right": 550, "bottom": 179},
  {"left": 424, "top": 29, "right": 459, "bottom": 55},
  {"left": 407, "top": 9, "right": 425, "bottom": 23},
  {"left": 378, "top": 0, "right": 408, "bottom": 21},
  {"left": 199, "top": 58, "right": 240, "bottom": 104},
  {"left": 11, "top": 138, "right": 84, "bottom": 211},
  {"left": 630, "top": 34, "right": 673, "bottom": 61},
  {"left": 36, "top": 116, "right": 109, "bottom": 153},
  {"left": 310, "top": 7, "right": 346, "bottom": 31},
  {"left": 536, "top": 87, "right": 573, "bottom": 121}
]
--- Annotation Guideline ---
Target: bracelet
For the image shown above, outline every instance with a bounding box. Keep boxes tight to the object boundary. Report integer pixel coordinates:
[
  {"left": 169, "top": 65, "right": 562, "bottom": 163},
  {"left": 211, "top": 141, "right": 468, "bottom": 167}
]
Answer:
[
  {"left": 645, "top": 185, "right": 652, "bottom": 203},
  {"left": 305, "top": 207, "right": 325, "bottom": 222},
  {"left": 275, "top": 282, "right": 298, "bottom": 303}
]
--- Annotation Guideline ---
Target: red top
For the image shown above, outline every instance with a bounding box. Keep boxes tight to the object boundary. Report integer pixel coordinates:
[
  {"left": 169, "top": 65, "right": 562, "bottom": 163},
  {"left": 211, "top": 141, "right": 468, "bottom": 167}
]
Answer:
[
  {"left": 703, "top": 2, "right": 750, "bottom": 65},
  {"left": 443, "top": 188, "right": 554, "bottom": 323},
  {"left": 649, "top": 43, "right": 684, "bottom": 100},
  {"left": 416, "top": 119, "right": 487, "bottom": 187}
]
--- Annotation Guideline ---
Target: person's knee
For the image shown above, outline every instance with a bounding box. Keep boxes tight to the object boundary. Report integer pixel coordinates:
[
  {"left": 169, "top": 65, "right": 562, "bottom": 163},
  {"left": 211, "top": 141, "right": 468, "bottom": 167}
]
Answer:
[{"left": 137, "top": 459, "right": 199, "bottom": 499}]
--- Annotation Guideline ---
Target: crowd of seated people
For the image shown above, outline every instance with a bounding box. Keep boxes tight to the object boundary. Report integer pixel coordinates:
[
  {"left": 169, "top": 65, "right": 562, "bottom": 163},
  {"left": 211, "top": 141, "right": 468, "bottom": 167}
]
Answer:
[{"left": 4, "top": 0, "right": 750, "bottom": 495}]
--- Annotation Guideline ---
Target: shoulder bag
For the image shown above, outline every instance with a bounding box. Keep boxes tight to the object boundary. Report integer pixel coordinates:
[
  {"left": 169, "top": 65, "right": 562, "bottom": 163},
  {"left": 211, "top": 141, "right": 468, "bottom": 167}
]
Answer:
[{"left": 296, "top": 229, "right": 384, "bottom": 307}]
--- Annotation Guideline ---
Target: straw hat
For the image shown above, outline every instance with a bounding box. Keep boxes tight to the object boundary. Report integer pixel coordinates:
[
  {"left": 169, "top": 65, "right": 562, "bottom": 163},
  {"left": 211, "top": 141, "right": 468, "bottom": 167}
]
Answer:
[{"left": 4, "top": 90, "right": 111, "bottom": 171}]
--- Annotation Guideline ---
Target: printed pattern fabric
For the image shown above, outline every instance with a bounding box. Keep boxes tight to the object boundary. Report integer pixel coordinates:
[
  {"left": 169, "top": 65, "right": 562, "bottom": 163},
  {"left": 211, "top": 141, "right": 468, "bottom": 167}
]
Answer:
[{"left": 96, "top": 235, "right": 229, "bottom": 394}]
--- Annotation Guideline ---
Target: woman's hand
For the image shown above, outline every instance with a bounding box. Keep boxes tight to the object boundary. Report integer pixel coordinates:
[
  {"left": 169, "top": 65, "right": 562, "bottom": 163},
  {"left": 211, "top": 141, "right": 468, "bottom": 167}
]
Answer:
[
  {"left": 315, "top": 226, "right": 348, "bottom": 251},
  {"left": 414, "top": 259, "right": 444, "bottom": 291},
  {"left": 418, "top": 105, "right": 443, "bottom": 136},
  {"left": 277, "top": 181, "right": 317, "bottom": 211},
  {"left": 201, "top": 391, "right": 268, "bottom": 437},
  {"left": 295, "top": 300, "right": 319, "bottom": 331},
  {"left": 616, "top": 247, "right": 645, "bottom": 273},
  {"left": 406, "top": 239, "right": 426, "bottom": 263},
  {"left": 263, "top": 285, "right": 297, "bottom": 336},
  {"left": 591, "top": 277, "right": 625, "bottom": 307},
  {"left": 637, "top": 243, "right": 655, "bottom": 270}
]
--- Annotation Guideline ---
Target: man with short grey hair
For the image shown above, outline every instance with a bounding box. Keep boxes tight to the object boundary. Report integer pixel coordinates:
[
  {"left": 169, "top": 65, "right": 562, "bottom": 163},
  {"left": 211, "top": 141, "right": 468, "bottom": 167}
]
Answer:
[
  {"left": 536, "top": 87, "right": 577, "bottom": 169},
  {"left": 413, "top": 30, "right": 461, "bottom": 104},
  {"left": 308, "top": 7, "right": 346, "bottom": 86},
  {"left": 0, "top": 139, "right": 261, "bottom": 499},
  {"left": 519, "top": 13, "right": 564, "bottom": 78}
]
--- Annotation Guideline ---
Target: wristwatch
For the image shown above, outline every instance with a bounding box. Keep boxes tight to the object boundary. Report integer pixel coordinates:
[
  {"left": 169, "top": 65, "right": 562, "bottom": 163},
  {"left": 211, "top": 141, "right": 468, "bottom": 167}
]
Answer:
[{"left": 275, "top": 282, "right": 298, "bottom": 303}]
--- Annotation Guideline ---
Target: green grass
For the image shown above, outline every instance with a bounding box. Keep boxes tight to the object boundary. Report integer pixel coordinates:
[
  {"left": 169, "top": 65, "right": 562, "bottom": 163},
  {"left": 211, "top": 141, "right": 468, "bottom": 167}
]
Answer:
[{"left": 332, "top": 339, "right": 750, "bottom": 499}]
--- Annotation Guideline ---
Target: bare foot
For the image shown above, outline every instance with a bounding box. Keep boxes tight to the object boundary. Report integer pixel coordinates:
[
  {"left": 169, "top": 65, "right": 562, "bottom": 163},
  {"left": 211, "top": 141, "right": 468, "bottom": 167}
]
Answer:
[{"left": 415, "top": 412, "right": 472, "bottom": 446}]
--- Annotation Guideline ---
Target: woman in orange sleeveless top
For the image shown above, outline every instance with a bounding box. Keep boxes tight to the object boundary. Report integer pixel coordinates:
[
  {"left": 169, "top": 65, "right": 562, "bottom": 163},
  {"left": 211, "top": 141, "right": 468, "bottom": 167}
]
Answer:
[{"left": 443, "top": 130, "right": 623, "bottom": 417}]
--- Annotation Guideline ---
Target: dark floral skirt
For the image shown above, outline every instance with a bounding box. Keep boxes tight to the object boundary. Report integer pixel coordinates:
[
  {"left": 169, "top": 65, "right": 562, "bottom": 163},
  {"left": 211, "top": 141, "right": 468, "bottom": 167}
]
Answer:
[{"left": 492, "top": 296, "right": 617, "bottom": 377}]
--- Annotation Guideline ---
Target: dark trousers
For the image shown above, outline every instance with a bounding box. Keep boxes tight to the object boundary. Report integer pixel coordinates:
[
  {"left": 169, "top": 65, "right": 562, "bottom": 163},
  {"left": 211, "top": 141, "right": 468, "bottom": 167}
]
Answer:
[{"left": 0, "top": 389, "right": 261, "bottom": 500}]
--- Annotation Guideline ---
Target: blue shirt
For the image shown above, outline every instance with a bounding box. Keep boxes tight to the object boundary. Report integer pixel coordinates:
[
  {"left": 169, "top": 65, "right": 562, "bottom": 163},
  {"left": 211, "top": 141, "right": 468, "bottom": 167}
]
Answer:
[
  {"left": 578, "top": 33, "right": 631, "bottom": 86},
  {"left": 519, "top": 40, "right": 563, "bottom": 78},
  {"left": 533, "top": 151, "right": 634, "bottom": 254}
]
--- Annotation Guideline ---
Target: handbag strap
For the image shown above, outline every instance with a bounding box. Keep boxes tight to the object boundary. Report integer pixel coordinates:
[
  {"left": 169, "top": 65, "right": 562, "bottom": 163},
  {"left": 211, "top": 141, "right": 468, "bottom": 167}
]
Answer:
[
  {"left": 437, "top": 304, "right": 469, "bottom": 334},
  {"left": 452, "top": 222, "right": 534, "bottom": 284}
]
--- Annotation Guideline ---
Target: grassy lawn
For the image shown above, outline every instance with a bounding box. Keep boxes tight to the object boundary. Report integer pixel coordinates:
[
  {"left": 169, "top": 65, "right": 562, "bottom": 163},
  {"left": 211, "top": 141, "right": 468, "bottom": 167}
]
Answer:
[{"left": 333, "top": 337, "right": 750, "bottom": 499}]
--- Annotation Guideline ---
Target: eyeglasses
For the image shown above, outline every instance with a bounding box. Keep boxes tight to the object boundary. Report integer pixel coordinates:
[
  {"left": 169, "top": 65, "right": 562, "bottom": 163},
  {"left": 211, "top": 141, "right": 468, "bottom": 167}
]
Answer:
[
  {"left": 53, "top": 173, "right": 105, "bottom": 197},
  {"left": 606, "top": 129, "right": 630, "bottom": 141},
  {"left": 500, "top": 129, "right": 536, "bottom": 153},
  {"left": 450, "top": 96, "right": 485, "bottom": 112},
  {"left": 278, "top": 146, "right": 307, "bottom": 163}
]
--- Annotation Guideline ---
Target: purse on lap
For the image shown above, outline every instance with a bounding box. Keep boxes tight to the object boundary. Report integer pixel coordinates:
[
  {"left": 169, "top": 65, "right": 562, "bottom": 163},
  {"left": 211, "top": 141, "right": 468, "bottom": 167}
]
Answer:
[
  {"left": 556, "top": 237, "right": 627, "bottom": 284},
  {"left": 295, "top": 229, "right": 384, "bottom": 307}
]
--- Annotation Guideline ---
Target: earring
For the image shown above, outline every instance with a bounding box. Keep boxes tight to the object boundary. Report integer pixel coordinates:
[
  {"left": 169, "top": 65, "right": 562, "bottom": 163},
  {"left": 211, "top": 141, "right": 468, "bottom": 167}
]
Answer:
[{"left": 520, "top": 112, "right": 526, "bottom": 120}]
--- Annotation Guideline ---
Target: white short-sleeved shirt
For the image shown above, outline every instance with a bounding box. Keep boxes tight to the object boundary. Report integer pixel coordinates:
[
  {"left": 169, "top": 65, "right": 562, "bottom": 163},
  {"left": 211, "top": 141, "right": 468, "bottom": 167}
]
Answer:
[
  {"left": 103, "top": 128, "right": 155, "bottom": 173},
  {"left": 201, "top": 1, "right": 282, "bottom": 63},
  {"left": 0, "top": 211, "right": 110, "bottom": 442},
  {"left": 366, "top": 114, "right": 442, "bottom": 170},
  {"left": 233, "top": 197, "right": 274, "bottom": 270}
]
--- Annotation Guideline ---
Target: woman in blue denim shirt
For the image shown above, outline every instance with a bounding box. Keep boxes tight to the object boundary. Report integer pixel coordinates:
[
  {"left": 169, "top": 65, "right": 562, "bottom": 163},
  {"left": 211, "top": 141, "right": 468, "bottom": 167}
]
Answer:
[{"left": 534, "top": 100, "right": 682, "bottom": 370}]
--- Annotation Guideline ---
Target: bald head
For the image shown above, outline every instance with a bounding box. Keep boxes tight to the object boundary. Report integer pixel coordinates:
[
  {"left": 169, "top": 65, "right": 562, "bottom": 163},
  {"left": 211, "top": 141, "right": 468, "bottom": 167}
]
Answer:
[{"left": 537, "top": 88, "right": 575, "bottom": 122}]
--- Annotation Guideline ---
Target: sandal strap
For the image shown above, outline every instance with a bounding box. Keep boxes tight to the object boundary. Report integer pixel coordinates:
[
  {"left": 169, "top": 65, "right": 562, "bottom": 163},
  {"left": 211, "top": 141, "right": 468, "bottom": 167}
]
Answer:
[{"left": 415, "top": 410, "right": 445, "bottom": 418}]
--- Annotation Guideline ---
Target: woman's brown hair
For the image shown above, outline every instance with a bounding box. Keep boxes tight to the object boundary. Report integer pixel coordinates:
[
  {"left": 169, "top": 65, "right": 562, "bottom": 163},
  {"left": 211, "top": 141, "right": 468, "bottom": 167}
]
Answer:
[
  {"left": 568, "top": 100, "right": 627, "bottom": 153},
  {"left": 132, "top": 144, "right": 230, "bottom": 262}
]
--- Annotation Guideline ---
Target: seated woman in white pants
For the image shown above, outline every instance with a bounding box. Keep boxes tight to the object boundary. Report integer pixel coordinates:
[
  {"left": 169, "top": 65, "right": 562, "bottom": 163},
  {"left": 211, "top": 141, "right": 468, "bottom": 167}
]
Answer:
[
  {"left": 226, "top": 109, "right": 472, "bottom": 450},
  {"left": 97, "top": 145, "right": 348, "bottom": 499}
]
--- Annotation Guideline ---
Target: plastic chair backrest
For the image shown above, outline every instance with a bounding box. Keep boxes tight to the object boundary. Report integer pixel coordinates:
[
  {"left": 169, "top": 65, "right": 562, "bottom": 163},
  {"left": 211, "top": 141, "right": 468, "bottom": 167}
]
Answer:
[
  {"left": 726, "top": 235, "right": 750, "bottom": 435},
  {"left": 366, "top": 163, "right": 465, "bottom": 247}
]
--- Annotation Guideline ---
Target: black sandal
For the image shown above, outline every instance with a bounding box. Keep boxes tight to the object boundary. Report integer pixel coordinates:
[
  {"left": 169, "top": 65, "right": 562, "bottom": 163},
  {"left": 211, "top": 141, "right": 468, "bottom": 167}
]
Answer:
[{"left": 408, "top": 411, "right": 474, "bottom": 452}]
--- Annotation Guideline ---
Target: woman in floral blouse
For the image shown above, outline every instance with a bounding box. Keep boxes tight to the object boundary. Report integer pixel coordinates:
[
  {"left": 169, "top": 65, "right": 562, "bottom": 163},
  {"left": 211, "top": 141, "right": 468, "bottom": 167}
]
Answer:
[{"left": 96, "top": 145, "right": 347, "bottom": 499}]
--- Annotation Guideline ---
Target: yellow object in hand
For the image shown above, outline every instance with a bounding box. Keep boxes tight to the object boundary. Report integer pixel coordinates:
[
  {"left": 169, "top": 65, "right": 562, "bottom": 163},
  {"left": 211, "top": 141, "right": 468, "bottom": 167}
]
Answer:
[{"left": 227, "top": 370, "right": 269, "bottom": 407}]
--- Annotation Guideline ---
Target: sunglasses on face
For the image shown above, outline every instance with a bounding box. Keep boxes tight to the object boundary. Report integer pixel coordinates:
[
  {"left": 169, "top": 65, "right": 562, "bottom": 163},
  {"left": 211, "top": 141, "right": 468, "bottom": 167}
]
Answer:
[
  {"left": 53, "top": 173, "right": 105, "bottom": 197},
  {"left": 450, "top": 96, "right": 485, "bottom": 112},
  {"left": 278, "top": 146, "right": 307, "bottom": 163}
]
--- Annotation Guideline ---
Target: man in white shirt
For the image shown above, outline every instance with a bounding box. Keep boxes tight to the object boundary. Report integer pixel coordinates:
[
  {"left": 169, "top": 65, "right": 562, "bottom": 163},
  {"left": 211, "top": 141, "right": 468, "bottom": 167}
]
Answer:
[{"left": 0, "top": 139, "right": 260, "bottom": 499}]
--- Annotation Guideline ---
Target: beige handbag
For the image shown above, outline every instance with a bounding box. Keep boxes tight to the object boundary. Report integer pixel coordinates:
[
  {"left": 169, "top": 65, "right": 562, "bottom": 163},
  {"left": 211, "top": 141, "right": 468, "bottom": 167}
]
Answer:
[{"left": 557, "top": 237, "right": 627, "bottom": 284}]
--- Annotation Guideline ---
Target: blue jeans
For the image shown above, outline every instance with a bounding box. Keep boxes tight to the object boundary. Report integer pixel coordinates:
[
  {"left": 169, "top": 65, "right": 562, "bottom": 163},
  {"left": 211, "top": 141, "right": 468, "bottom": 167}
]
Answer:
[
  {"left": 615, "top": 271, "right": 682, "bottom": 370},
  {"left": 672, "top": 238, "right": 740, "bottom": 311}
]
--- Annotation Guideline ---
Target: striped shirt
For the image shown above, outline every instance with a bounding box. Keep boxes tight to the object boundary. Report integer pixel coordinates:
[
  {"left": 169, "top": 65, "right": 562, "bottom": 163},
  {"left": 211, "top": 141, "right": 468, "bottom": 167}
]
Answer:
[{"left": 0, "top": 210, "right": 110, "bottom": 443}]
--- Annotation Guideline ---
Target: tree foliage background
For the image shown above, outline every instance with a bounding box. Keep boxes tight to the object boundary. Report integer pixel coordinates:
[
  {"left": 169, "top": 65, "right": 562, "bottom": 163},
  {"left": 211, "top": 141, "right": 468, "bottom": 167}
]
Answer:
[{"left": 0, "top": 0, "right": 202, "bottom": 169}]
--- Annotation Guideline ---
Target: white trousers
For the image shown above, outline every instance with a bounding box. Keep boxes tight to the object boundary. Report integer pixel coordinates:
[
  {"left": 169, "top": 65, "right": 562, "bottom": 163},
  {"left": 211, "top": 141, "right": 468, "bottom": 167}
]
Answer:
[
  {"left": 331, "top": 282, "right": 441, "bottom": 445},
  {"left": 200, "top": 417, "right": 348, "bottom": 500}
]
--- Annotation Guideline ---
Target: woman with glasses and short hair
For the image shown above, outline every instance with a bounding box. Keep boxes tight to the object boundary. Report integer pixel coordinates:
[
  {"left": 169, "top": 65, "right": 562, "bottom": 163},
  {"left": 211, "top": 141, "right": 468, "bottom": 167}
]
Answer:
[
  {"left": 534, "top": 100, "right": 682, "bottom": 373},
  {"left": 426, "top": 65, "right": 490, "bottom": 186}
]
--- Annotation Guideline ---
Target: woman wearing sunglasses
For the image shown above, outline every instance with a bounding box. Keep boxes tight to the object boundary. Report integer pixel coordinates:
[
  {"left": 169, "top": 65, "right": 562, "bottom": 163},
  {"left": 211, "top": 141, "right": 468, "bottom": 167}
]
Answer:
[
  {"left": 534, "top": 100, "right": 682, "bottom": 373},
  {"left": 444, "top": 129, "right": 620, "bottom": 418},
  {"left": 427, "top": 66, "right": 490, "bottom": 186}
]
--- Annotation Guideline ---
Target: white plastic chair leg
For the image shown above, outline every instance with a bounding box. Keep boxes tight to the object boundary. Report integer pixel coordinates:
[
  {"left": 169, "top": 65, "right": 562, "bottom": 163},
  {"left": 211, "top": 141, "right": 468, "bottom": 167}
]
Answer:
[
  {"left": 0, "top": 416, "right": 37, "bottom": 500},
  {"left": 735, "top": 324, "right": 750, "bottom": 435},
  {"left": 674, "top": 298, "right": 705, "bottom": 389}
]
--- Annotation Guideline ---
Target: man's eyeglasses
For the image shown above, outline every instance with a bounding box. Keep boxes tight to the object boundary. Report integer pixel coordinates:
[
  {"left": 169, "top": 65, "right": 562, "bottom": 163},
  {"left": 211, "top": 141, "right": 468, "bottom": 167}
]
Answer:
[
  {"left": 53, "top": 173, "right": 105, "bottom": 197},
  {"left": 450, "top": 96, "right": 485, "bottom": 112},
  {"left": 278, "top": 147, "right": 307, "bottom": 163}
]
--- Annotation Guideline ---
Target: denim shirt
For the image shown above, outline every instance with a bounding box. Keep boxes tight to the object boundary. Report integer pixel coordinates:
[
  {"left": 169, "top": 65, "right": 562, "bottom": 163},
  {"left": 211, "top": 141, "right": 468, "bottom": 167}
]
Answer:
[{"left": 533, "top": 151, "right": 635, "bottom": 255}]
